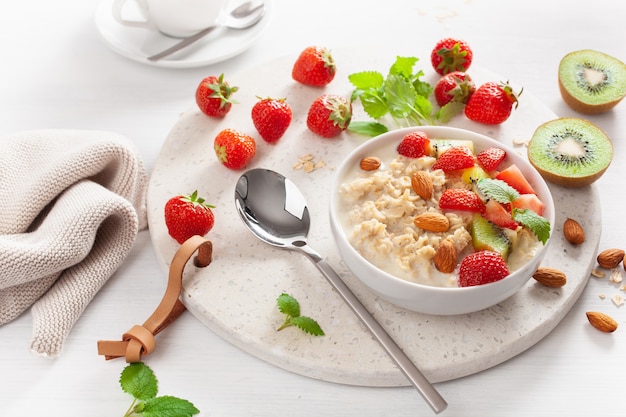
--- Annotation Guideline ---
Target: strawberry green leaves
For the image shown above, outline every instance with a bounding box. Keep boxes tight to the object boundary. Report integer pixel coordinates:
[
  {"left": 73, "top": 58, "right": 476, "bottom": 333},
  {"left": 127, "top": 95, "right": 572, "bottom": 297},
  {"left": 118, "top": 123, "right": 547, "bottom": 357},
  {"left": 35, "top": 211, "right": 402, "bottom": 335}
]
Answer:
[
  {"left": 477, "top": 178, "right": 551, "bottom": 244},
  {"left": 120, "top": 362, "right": 199, "bottom": 417},
  {"left": 348, "top": 56, "right": 436, "bottom": 135},
  {"left": 276, "top": 293, "right": 324, "bottom": 336}
]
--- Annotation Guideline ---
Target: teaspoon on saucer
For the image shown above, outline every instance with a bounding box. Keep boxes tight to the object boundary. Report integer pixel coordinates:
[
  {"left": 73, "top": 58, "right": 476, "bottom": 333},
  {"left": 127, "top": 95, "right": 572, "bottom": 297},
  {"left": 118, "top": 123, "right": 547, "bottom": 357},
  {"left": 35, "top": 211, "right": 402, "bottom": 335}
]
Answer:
[{"left": 147, "top": 0, "right": 265, "bottom": 62}]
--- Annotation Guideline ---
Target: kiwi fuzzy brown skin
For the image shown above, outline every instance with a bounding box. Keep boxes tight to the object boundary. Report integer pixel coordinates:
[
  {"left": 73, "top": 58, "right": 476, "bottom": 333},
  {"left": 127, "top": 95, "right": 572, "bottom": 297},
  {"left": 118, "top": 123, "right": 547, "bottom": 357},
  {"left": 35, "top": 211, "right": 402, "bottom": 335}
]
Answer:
[
  {"left": 558, "top": 49, "right": 626, "bottom": 115},
  {"left": 527, "top": 118, "right": 613, "bottom": 188}
]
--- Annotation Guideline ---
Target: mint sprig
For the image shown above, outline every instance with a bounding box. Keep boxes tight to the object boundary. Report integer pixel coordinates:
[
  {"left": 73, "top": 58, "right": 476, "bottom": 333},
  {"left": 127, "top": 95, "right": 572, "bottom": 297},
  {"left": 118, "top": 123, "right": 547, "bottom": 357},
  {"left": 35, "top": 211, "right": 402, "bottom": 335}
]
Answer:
[
  {"left": 120, "top": 362, "right": 199, "bottom": 417},
  {"left": 276, "top": 293, "right": 324, "bottom": 336},
  {"left": 477, "top": 178, "right": 551, "bottom": 244},
  {"left": 348, "top": 56, "right": 436, "bottom": 135}
]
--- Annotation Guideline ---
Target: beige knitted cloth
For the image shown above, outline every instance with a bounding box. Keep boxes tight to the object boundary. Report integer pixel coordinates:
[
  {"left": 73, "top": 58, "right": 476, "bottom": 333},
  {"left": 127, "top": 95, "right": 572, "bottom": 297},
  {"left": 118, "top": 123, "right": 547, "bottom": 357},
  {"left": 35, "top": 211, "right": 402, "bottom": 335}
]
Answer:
[{"left": 0, "top": 129, "right": 148, "bottom": 357}]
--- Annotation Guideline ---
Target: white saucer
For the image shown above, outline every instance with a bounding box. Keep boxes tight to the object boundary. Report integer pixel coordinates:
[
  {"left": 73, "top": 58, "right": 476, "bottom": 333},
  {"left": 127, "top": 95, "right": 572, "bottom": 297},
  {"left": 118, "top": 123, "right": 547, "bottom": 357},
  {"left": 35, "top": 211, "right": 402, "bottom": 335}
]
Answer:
[{"left": 93, "top": 0, "right": 273, "bottom": 68}]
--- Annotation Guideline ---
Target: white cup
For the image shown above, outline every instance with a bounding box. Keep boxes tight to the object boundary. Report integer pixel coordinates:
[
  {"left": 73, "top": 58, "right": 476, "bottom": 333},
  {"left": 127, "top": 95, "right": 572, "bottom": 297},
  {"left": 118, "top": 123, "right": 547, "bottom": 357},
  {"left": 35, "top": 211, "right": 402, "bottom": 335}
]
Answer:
[{"left": 112, "top": 0, "right": 228, "bottom": 38}]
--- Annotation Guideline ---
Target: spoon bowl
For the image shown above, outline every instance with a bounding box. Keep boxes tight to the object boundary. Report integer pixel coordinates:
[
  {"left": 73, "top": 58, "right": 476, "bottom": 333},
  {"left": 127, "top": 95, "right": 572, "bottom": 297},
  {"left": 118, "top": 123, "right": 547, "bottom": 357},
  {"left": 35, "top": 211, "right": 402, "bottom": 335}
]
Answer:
[{"left": 235, "top": 168, "right": 447, "bottom": 415}]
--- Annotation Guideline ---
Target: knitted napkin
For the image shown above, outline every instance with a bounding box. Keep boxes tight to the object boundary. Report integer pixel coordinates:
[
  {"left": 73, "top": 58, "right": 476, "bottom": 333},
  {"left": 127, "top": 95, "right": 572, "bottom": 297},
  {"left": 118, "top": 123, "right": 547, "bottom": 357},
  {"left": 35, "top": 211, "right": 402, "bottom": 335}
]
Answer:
[{"left": 0, "top": 129, "right": 148, "bottom": 357}]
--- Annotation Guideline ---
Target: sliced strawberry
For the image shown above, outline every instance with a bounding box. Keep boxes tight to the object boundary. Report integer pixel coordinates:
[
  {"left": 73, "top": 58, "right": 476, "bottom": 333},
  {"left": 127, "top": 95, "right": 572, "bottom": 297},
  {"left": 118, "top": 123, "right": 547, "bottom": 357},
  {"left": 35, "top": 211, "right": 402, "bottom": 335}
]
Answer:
[
  {"left": 439, "top": 188, "right": 485, "bottom": 213},
  {"left": 397, "top": 131, "right": 431, "bottom": 158},
  {"left": 458, "top": 250, "right": 510, "bottom": 287},
  {"left": 512, "top": 193, "right": 545, "bottom": 216},
  {"left": 484, "top": 199, "right": 519, "bottom": 230},
  {"left": 432, "top": 145, "right": 475, "bottom": 172},
  {"left": 476, "top": 147, "right": 506, "bottom": 172},
  {"left": 496, "top": 164, "right": 536, "bottom": 195}
]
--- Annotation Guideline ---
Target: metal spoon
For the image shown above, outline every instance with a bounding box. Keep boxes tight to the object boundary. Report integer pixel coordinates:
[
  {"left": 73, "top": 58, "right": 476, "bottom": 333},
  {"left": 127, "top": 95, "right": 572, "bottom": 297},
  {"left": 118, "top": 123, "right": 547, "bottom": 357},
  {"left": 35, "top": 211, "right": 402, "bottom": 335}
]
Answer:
[
  {"left": 234, "top": 168, "right": 448, "bottom": 415},
  {"left": 147, "top": 0, "right": 266, "bottom": 62}
]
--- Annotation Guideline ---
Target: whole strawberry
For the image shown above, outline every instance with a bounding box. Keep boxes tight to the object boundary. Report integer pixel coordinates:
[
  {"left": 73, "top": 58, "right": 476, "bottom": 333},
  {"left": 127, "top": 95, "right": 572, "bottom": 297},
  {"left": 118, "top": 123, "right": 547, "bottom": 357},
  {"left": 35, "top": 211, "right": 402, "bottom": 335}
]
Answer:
[
  {"left": 431, "top": 38, "right": 473, "bottom": 75},
  {"left": 251, "top": 97, "right": 292, "bottom": 143},
  {"left": 306, "top": 94, "right": 352, "bottom": 138},
  {"left": 164, "top": 190, "right": 215, "bottom": 244},
  {"left": 214, "top": 128, "right": 256, "bottom": 169},
  {"left": 397, "top": 131, "right": 431, "bottom": 158},
  {"left": 458, "top": 250, "right": 510, "bottom": 287},
  {"left": 434, "top": 71, "right": 476, "bottom": 106},
  {"left": 292, "top": 46, "right": 336, "bottom": 87},
  {"left": 195, "top": 73, "right": 238, "bottom": 117},
  {"left": 464, "top": 81, "right": 521, "bottom": 125}
]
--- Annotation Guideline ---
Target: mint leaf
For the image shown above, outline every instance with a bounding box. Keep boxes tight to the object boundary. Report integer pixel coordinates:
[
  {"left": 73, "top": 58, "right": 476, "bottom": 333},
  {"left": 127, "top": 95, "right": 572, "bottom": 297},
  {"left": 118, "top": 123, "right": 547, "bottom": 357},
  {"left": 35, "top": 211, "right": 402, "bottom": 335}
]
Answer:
[
  {"left": 276, "top": 293, "right": 324, "bottom": 336},
  {"left": 141, "top": 396, "right": 199, "bottom": 417},
  {"left": 120, "top": 362, "right": 158, "bottom": 401},
  {"left": 384, "top": 73, "right": 418, "bottom": 119},
  {"left": 477, "top": 178, "right": 520, "bottom": 204},
  {"left": 358, "top": 89, "right": 389, "bottom": 119},
  {"left": 277, "top": 293, "right": 300, "bottom": 318},
  {"left": 348, "top": 71, "right": 384, "bottom": 90},
  {"left": 289, "top": 316, "right": 325, "bottom": 336},
  {"left": 120, "top": 363, "right": 199, "bottom": 417},
  {"left": 435, "top": 101, "right": 465, "bottom": 123},
  {"left": 513, "top": 209, "right": 551, "bottom": 244},
  {"left": 348, "top": 121, "right": 389, "bottom": 136},
  {"left": 389, "top": 56, "right": 419, "bottom": 78},
  {"left": 348, "top": 56, "right": 437, "bottom": 135}
]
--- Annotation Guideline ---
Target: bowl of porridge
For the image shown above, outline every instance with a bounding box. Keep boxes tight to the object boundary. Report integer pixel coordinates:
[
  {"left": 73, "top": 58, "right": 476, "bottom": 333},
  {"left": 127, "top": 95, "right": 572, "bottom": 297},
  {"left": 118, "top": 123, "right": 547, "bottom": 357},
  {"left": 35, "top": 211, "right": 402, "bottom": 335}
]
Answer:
[{"left": 329, "top": 126, "right": 555, "bottom": 315}]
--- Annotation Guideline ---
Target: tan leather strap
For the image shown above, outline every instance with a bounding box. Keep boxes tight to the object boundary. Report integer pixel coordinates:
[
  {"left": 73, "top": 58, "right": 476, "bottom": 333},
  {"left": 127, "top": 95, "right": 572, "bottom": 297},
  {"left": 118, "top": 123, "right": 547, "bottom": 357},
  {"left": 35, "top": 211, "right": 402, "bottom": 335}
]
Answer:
[{"left": 97, "top": 235, "right": 213, "bottom": 362}]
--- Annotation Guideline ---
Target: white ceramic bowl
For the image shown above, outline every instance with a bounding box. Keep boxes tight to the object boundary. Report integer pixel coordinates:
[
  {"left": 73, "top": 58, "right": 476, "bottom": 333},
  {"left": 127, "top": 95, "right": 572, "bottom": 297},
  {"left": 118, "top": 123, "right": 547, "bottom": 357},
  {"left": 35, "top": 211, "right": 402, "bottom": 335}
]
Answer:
[{"left": 329, "top": 126, "right": 555, "bottom": 315}]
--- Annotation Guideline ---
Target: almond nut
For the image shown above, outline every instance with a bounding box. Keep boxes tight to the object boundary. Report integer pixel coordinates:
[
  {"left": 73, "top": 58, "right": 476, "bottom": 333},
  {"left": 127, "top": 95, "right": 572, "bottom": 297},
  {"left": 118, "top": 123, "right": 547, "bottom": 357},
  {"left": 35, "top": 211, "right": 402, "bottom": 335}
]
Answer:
[
  {"left": 411, "top": 171, "right": 434, "bottom": 200},
  {"left": 532, "top": 266, "right": 567, "bottom": 287},
  {"left": 434, "top": 239, "right": 457, "bottom": 273},
  {"left": 597, "top": 248, "right": 625, "bottom": 269},
  {"left": 359, "top": 156, "right": 381, "bottom": 171},
  {"left": 414, "top": 212, "right": 450, "bottom": 233},
  {"left": 563, "top": 218, "right": 585, "bottom": 245},
  {"left": 586, "top": 311, "right": 618, "bottom": 333}
]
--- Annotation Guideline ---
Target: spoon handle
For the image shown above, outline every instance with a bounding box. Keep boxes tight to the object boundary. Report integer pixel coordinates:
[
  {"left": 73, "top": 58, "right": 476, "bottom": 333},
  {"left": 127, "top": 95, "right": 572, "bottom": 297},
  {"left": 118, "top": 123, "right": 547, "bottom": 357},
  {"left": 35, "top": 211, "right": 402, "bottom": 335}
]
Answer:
[
  {"left": 314, "top": 258, "right": 448, "bottom": 414},
  {"left": 147, "top": 26, "right": 218, "bottom": 62}
]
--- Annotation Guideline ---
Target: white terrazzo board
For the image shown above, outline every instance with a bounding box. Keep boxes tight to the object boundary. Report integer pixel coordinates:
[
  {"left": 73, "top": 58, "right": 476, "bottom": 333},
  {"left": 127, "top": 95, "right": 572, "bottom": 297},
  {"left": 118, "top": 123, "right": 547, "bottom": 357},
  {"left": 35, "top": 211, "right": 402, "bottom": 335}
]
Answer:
[{"left": 146, "top": 47, "right": 601, "bottom": 386}]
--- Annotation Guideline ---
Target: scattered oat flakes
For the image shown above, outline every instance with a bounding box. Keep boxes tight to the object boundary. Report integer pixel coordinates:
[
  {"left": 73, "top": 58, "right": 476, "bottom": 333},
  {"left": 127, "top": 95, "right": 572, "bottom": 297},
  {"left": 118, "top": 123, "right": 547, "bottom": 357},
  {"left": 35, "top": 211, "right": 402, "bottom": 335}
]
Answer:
[
  {"left": 611, "top": 294, "right": 624, "bottom": 307},
  {"left": 621, "top": 285, "right": 626, "bottom": 292},
  {"left": 609, "top": 268, "right": 623, "bottom": 284},
  {"left": 599, "top": 293, "right": 606, "bottom": 299},
  {"left": 293, "top": 154, "right": 326, "bottom": 173},
  {"left": 591, "top": 268, "right": 606, "bottom": 278},
  {"left": 512, "top": 137, "right": 529, "bottom": 147}
]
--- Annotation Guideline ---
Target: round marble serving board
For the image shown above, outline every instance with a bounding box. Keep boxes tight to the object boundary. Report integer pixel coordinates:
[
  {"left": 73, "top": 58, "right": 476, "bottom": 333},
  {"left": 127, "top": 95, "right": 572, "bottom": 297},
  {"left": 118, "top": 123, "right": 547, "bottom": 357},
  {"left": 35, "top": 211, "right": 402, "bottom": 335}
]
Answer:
[{"left": 146, "top": 47, "right": 601, "bottom": 386}]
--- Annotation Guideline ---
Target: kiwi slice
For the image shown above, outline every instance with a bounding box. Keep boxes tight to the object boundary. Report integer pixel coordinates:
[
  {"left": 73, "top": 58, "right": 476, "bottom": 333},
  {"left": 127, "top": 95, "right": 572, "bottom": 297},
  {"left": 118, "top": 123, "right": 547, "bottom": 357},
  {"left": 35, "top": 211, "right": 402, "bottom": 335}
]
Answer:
[
  {"left": 558, "top": 49, "right": 626, "bottom": 114},
  {"left": 527, "top": 118, "right": 613, "bottom": 188},
  {"left": 470, "top": 214, "right": 511, "bottom": 260}
]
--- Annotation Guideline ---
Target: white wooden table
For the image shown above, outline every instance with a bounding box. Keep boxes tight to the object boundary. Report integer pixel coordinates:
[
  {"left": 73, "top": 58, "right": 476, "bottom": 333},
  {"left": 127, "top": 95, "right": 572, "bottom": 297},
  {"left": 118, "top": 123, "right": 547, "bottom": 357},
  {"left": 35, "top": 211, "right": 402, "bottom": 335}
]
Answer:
[{"left": 1, "top": 1, "right": 624, "bottom": 415}]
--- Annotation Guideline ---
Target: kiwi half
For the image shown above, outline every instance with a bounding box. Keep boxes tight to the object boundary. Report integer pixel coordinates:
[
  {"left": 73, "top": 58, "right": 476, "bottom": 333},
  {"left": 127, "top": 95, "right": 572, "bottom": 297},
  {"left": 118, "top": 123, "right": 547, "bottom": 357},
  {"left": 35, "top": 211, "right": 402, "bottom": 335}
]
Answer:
[
  {"left": 558, "top": 49, "right": 626, "bottom": 114},
  {"left": 527, "top": 118, "right": 613, "bottom": 188}
]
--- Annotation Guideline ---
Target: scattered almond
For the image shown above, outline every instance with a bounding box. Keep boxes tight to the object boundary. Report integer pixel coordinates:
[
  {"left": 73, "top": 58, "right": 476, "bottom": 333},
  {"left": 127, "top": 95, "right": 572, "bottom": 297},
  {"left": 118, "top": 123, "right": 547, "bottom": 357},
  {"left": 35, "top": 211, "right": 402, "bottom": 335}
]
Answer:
[
  {"left": 411, "top": 171, "right": 434, "bottom": 200},
  {"left": 597, "top": 248, "right": 625, "bottom": 269},
  {"left": 359, "top": 156, "right": 381, "bottom": 171},
  {"left": 586, "top": 311, "right": 618, "bottom": 333},
  {"left": 532, "top": 266, "right": 567, "bottom": 287},
  {"left": 414, "top": 212, "right": 450, "bottom": 233},
  {"left": 563, "top": 218, "right": 585, "bottom": 245},
  {"left": 434, "top": 239, "right": 457, "bottom": 273}
]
